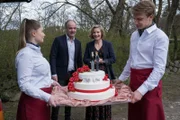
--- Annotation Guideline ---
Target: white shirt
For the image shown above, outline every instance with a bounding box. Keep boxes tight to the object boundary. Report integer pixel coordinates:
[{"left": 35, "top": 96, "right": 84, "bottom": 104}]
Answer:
[
  {"left": 118, "top": 24, "right": 169, "bottom": 95},
  {"left": 15, "top": 43, "right": 54, "bottom": 102},
  {"left": 66, "top": 35, "right": 75, "bottom": 71}
]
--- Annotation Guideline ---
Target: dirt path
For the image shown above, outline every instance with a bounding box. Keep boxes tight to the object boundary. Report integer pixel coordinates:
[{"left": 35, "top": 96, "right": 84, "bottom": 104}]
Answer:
[{"left": 2, "top": 73, "right": 180, "bottom": 120}]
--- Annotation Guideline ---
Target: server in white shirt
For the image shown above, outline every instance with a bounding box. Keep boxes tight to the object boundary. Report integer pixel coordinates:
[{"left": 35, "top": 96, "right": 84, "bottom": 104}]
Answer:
[
  {"left": 16, "top": 18, "right": 60, "bottom": 120},
  {"left": 114, "top": 1, "right": 169, "bottom": 120}
]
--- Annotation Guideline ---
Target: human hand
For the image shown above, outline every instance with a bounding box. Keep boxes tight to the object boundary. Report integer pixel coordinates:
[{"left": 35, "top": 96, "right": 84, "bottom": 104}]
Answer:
[
  {"left": 52, "top": 81, "right": 61, "bottom": 88},
  {"left": 131, "top": 90, "right": 143, "bottom": 103},
  {"left": 99, "top": 58, "right": 104, "bottom": 63},
  {"left": 113, "top": 79, "right": 123, "bottom": 89},
  {"left": 48, "top": 95, "right": 59, "bottom": 107},
  {"left": 52, "top": 76, "right": 58, "bottom": 81}
]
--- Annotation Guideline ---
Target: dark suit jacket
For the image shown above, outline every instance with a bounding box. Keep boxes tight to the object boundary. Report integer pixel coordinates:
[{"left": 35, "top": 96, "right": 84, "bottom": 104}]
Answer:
[
  {"left": 83, "top": 40, "right": 116, "bottom": 79},
  {"left": 50, "top": 34, "right": 83, "bottom": 85}
]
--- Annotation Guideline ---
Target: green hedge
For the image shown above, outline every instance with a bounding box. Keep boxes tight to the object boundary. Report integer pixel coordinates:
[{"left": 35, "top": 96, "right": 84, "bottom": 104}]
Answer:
[{"left": 1, "top": 27, "right": 178, "bottom": 101}]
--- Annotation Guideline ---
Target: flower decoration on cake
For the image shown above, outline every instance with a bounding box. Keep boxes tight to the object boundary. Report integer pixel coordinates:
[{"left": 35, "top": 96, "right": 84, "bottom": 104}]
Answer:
[
  {"left": 77, "top": 65, "right": 90, "bottom": 73},
  {"left": 103, "top": 74, "right": 108, "bottom": 81},
  {"left": 115, "top": 88, "right": 118, "bottom": 96},
  {"left": 71, "top": 72, "right": 81, "bottom": 82},
  {"left": 68, "top": 82, "right": 75, "bottom": 92},
  {"left": 72, "top": 71, "right": 78, "bottom": 77},
  {"left": 68, "top": 65, "right": 90, "bottom": 91},
  {"left": 110, "top": 84, "right": 113, "bottom": 88}
]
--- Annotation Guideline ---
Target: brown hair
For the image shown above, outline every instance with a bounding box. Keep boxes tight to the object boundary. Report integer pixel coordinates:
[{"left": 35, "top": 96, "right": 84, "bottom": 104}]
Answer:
[
  {"left": 132, "top": 0, "right": 155, "bottom": 17},
  {"left": 65, "top": 19, "right": 76, "bottom": 29},
  {"left": 18, "top": 18, "right": 41, "bottom": 51},
  {"left": 89, "top": 25, "right": 105, "bottom": 39}
]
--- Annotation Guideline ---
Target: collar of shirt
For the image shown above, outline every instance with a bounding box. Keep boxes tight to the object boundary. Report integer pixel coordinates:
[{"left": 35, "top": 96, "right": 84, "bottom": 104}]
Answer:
[
  {"left": 138, "top": 22, "right": 155, "bottom": 36},
  {"left": 66, "top": 34, "right": 75, "bottom": 42},
  {"left": 27, "top": 41, "right": 40, "bottom": 47},
  {"left": 137, "top": 24, "right": 157, "bottom": 37},
  {"left": 26, "top": 43, "right": 41, "bottom": 53},
  {"left": 145, "top": 24, "right": 157, "bottom": 34}
]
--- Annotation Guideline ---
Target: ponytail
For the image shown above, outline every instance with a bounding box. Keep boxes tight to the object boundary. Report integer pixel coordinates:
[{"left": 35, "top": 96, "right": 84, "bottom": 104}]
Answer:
[
  {"left": 17, "top": 18, "right": 41, "bottom": 52},
  {"left": 18, "top": 18, "right": 27, "bottom": 51}
]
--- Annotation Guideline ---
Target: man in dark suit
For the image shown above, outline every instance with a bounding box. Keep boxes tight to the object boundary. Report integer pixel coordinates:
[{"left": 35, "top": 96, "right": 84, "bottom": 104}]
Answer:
[{"left": 50, "top": 20, "right": 83, "bottom": 120}]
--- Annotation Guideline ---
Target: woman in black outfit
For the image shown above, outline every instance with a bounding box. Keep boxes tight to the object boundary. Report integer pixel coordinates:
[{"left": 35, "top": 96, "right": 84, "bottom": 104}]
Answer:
[{"left": 83, "top": 25, "right": 116, "bottom": 120}]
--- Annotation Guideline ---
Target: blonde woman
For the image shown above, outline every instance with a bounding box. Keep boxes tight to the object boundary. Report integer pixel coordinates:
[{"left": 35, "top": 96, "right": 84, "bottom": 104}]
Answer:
[
  {"left": 83, "top": 25, "right": 116, "bottom": 120},
  {"left": 15, "top": 18, "right": 60, "bottom": 120}
]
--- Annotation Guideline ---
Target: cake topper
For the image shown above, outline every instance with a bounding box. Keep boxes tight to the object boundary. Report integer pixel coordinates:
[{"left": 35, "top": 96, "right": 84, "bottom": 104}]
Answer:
[
  {"left": 90, "top": 52, "right": 95, "bottom": 71},
  {"left": 95, "top": 51, "right": 99, "bottom": 71}
]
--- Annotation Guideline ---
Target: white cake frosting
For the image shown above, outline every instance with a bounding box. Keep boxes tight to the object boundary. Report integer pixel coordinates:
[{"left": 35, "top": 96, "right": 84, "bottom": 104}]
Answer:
[
  {"left": 79, "top": 70, "right": 105, "bottom": 83},
  {"left": 68, "top": 70, "right": 115, "bottom": 101},
  {"left": 68, "top": 86, "right": 115, "bottom": 101}
]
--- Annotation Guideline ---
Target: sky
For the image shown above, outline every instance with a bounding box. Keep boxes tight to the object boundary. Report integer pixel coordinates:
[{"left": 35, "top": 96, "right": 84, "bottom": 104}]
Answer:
[
  {"left": 21, "top": 0, "right": 120, "bottom": 20},
  {"left": 22, "top": 0, "right": 77, "bottom": 20}
]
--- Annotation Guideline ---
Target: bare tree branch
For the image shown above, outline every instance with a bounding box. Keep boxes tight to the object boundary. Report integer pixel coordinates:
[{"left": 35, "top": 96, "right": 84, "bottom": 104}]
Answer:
[
  {"left": 42, "top": 0, "right": 98, "bottom": 24},
  {"left": 105, "top": 0, "right": 115, "bottom": 14},
  {"left": 92, "top": 0, "right": 105, "bottom": 10},
  {"left": 2, "top": 3, "right": 20, "bottom": 30},
  {"left": 65, "top": 1, "right": 98, "bottom": 23},
  {"left": 43, "top": 3, "right": 65, "bottom": 21},
  {"left": 41, "top": 1, "right": 60, "bottom": 9}
]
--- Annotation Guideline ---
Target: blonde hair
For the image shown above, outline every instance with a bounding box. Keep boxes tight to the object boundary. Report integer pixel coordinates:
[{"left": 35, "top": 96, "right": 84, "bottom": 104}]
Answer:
[
  {"left": 132, "top": 1, "right": 155, "bottom": 16},
  {"left": 18, "top": 18, "right": 41, "bottom": 51},
  {"left": 89, "top": 25, "right": 105, "bottom": 39}
]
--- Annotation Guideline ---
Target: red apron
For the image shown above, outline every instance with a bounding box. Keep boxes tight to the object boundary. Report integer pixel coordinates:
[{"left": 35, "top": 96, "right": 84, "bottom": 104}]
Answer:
[
  {"left": 128, "top": 68, "right": 165, "bottom": 120},
  {"left": 16, "top": 87, "right": 52, "bottom": 120},
  {"left": 0, "top": 99, "right": 4, "bottom": 120}
]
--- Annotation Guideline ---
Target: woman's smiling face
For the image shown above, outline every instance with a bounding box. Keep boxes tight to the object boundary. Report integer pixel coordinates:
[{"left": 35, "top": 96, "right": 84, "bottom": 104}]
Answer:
[{"left": 92, "top": 28, "right": 102, "bottom": 41}]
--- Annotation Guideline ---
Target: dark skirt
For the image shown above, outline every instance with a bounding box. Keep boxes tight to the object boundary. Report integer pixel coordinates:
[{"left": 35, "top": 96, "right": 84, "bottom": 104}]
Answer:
[
  {"left": 128, "top": 68, "right": 165, "bottom": 120},
  {"left": 85, "top": 64, "right": 112, "bottom": 120},
  {"left": 16, "top": 87, "right": 52, "bottom": 120},
  {"left": 85, "top": 105, "right": 111, "bottom": 120}
]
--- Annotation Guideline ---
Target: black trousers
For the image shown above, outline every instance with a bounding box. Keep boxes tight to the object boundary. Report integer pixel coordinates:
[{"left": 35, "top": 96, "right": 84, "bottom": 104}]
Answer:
[
  {"left": 51, "top": 70, "right": 74, "bottom": 120},
  {"left": 51, "top": 106, "right": 71, "bottom": 120}
]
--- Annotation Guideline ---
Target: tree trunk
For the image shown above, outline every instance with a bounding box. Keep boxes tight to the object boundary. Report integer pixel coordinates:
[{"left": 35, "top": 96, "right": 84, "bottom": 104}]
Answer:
[
  {"left": 167, "top": 0, "right": 171, "bottom": 11},
  {"left": 108, "top": 0, "right": 125, "bottom": 36},
  {"left": 155, "top": 0, "right": 162, "bottom": 26},
  {"left": 164, "top": 0, "right": 179, "bottom": 36},
  {"left": 124, "top": 7, "right": 131, "bottom": 34},
  {"left": 172, "top": 25, "right": 178, "bottom": 60}
]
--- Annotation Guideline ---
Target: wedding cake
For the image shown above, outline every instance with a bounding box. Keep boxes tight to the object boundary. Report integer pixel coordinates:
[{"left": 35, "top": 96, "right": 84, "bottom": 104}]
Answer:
[{"left": 68, "top": 66, "right": 116, "bottom": 101}]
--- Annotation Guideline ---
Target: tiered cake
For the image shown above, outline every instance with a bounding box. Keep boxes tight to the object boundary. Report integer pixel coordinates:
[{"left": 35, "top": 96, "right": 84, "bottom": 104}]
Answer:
[{"left": 68, "top": 66, "right": 115, "bottom": 101}]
